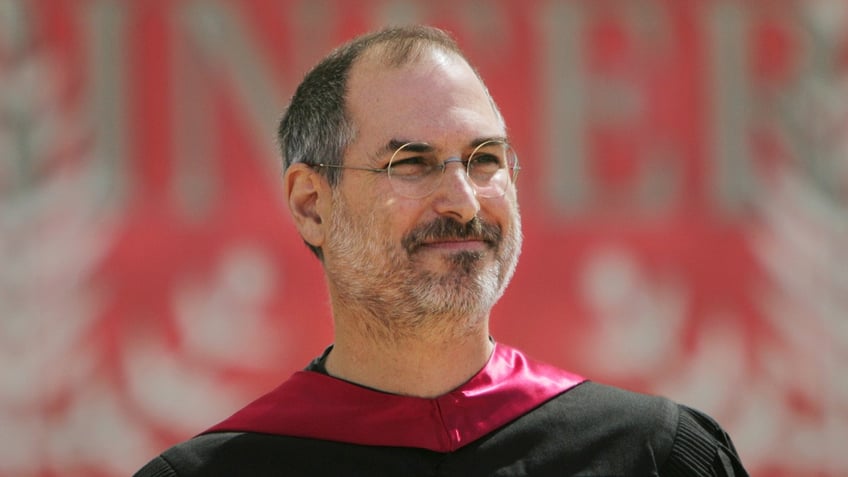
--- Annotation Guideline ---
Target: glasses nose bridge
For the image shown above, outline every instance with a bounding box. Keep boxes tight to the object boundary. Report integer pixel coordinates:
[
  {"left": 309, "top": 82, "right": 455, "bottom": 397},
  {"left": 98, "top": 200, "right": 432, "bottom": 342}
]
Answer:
[
  {"left": 440, "top": 156, "right": 469, "bottom": 176},
  {"left": 430, "top": 155, "right": 478, "bottom": 196},
  {"left": 437, "top": 155, "right": 473, "bottom": 184}
]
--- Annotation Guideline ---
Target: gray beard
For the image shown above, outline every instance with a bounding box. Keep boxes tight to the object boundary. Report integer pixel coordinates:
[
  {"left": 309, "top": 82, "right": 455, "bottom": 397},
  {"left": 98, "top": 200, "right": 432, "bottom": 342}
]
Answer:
[{"left": 323, "top": 193, "right": 522, "bottom": 342}]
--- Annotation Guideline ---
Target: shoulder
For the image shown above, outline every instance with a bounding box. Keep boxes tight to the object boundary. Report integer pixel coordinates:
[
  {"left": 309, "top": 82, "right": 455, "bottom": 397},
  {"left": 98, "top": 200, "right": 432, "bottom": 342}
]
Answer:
[
  {"left": 541, "top": 381, "right": 681, "bottom": 457},
  {"left": 455, "top": 381, "right": 676, "bottom": 474},
  {"left": 133, "top": 433, "right": 248, "bottom": 477},
  {"left": 490, "top": 381, "right": 748, "bottom": 476},
  {"left": 133, "top": 431, "right": 448, "bottom": 477},
  {"left": 133, "top": 432, "right": 335, "bottom": 477},
  {"left": 534, "top": 381, "right": 680, "bottom": 436}
]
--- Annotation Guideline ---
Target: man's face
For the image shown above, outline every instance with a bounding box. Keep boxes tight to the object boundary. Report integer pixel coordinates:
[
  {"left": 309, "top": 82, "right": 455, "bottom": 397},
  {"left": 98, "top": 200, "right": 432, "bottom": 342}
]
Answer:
[{"left": 321, "top": 48, "right": 522, "bottom": 333}]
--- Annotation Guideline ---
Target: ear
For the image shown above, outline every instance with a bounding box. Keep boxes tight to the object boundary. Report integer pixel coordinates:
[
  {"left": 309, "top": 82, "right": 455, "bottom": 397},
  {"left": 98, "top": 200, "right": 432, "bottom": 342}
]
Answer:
[{"left": 285, "top": 163, "right": 331, "bottom": 250}]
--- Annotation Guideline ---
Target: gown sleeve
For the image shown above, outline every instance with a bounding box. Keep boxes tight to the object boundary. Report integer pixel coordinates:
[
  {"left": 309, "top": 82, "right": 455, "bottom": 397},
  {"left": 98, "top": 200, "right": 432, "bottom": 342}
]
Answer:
[
  {"left": 133, "top": 455, "right": 178, "bottom": 477},
  {"left": 661, "top": 405, "right": 749, "bottom": 477}
]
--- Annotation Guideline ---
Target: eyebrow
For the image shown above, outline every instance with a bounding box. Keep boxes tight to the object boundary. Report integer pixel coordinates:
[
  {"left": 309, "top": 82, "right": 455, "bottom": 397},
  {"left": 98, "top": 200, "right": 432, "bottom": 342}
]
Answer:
[{"left": 376, "top": 136, "right": 509, "bottom": 158}]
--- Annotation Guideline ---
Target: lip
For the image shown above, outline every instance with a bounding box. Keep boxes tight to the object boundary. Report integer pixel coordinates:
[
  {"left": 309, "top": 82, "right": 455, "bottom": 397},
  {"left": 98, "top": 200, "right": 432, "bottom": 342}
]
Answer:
[{"left": 419, "top": 239, "right": 488, "bottom": 251}]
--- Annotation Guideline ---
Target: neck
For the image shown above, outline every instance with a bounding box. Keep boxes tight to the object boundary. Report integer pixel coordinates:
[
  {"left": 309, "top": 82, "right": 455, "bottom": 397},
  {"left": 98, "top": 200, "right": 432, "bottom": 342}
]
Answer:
[{"left": 325, "top": 316, "right": 494, "bottom": 398}]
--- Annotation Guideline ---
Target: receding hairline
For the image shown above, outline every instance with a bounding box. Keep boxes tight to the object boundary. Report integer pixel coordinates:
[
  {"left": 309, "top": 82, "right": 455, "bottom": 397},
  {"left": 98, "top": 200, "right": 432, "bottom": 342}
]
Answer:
[
  {"left": 344, "top": 28, "right": 506, "bottom": 136},
  {"left": 349, "top": 25, "right": 465, "bottom": 68}
]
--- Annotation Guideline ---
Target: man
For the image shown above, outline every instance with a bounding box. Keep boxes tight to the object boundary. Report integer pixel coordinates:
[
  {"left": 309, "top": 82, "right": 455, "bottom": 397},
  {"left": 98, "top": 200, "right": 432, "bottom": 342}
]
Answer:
[{"left": 135, "top": 25, "right": 748, "bottom": 476}]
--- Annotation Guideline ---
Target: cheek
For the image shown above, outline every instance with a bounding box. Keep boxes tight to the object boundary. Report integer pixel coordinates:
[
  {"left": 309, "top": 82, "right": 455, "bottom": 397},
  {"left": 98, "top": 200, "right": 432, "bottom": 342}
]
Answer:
[
  {"left": 387, "top": 216, "right": 420, "bottom": 250},
  {"left": 379, "top": 197, "right": 429, "bottom": 237},
  {"left": 483, "top": 195, "right": 519, "bottom": 226}
]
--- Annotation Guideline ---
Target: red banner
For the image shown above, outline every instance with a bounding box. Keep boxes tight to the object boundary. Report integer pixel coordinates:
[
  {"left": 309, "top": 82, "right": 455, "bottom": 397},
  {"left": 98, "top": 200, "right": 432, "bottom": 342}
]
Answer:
[{"left": 1, "top": 1, "right": 846, "bottom": 476}]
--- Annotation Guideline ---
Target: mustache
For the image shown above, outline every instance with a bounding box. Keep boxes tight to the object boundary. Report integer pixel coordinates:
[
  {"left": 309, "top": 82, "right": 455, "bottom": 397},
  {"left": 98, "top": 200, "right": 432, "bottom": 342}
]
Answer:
[{"left": 402, "top": 216, "right": 502, "bottom": 254}]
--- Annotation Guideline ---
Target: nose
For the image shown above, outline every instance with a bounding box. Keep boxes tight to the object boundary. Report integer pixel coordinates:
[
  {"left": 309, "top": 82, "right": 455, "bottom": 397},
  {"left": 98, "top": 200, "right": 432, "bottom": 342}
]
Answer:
[{"left": 432, "top": 158, "right": 480, "bottom": 223}]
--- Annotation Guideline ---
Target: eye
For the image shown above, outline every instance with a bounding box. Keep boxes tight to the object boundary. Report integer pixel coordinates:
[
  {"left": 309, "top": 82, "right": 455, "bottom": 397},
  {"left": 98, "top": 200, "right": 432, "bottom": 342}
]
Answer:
[
  {"left": 471, "top": 152, "right": 503, "bottom": 166},
  {"left": 389, "top": 154, "right": 439, "bottom": 180},
  {"left": 469, "top": 151, "right": 505, "bottom": 176}
]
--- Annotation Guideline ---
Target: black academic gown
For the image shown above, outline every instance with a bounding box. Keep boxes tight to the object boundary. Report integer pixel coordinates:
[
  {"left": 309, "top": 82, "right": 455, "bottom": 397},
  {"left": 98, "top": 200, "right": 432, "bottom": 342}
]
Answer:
[{"left": 134, "top": 343, "right": 748, "bottom": 476}]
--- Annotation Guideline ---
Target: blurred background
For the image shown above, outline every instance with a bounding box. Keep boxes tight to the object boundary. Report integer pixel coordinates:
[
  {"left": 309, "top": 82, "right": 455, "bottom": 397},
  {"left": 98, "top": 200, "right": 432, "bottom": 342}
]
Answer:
[{"left": 1, "top": 0, "right": 846, "bottom": 476}]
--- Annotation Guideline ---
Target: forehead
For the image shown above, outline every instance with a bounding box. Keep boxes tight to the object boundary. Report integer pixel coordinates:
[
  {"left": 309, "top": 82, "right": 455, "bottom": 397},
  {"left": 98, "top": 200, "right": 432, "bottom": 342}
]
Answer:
[{"left": 345, "top": 47, "right": 504, "bottom": 150}]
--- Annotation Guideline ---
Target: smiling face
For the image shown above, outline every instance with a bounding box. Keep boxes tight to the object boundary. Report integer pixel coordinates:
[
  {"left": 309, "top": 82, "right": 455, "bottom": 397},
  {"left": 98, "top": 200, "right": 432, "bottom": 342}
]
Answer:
[{"left": 320, "top": 46, "right": 522, "bottom": 338}]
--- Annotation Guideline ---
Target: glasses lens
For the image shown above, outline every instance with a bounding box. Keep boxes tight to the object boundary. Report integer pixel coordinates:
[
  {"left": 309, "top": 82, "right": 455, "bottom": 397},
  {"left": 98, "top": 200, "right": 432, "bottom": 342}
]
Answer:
[
  {"left": 468, "top": 140, "right": 517, "bottom": 198},
  {"left": 387, "top": 143, "right": 442, "bottom": 199}
]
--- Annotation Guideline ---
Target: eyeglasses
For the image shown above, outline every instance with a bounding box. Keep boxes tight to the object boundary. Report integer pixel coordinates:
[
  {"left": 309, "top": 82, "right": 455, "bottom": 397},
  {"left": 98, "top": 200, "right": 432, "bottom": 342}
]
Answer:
[{"left": 316, "top": 139, "right": 520, "bottom": 199}]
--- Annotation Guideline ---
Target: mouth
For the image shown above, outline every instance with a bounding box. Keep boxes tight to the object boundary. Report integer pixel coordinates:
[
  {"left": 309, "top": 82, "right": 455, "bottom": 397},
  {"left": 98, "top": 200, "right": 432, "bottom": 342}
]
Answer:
[
  {"left": 418, "top": 237, "right": 489, "bottom": 252},
  {"left": 403, "top": 217, "right": 501, "bottom": 255}
]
